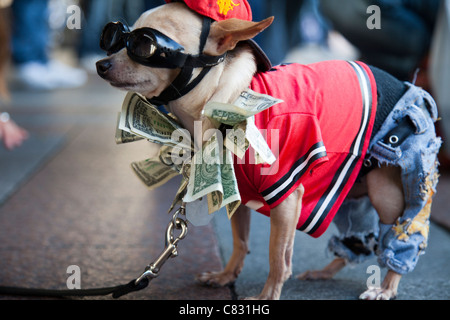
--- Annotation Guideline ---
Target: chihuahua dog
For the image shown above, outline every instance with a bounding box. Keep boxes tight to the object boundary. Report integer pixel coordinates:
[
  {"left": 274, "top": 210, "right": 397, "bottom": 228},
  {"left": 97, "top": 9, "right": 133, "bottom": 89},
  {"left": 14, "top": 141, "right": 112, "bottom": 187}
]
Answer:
[{"left": 97, "top": 2, "right": 440, "bottom": 300}]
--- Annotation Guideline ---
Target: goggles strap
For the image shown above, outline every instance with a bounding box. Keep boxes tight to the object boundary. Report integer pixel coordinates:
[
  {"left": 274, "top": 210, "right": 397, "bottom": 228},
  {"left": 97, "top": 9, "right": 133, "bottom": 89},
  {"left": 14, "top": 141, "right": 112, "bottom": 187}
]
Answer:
[
  {"left": 198, "top": 17, "right": 211, "bottom": 53},
  {"left": 149, "top": 17, "right": 217, "bottom": 106}
]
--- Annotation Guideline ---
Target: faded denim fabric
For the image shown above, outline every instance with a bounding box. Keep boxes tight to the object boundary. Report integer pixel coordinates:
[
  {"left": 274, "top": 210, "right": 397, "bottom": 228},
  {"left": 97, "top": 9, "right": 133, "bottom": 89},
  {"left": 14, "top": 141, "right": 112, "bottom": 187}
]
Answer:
[
  {"left": 329, "top": 83, "right": 441, "bottom": 275},
  {"left": 328, "top": 196, "right": 379, "bottom": 265}
]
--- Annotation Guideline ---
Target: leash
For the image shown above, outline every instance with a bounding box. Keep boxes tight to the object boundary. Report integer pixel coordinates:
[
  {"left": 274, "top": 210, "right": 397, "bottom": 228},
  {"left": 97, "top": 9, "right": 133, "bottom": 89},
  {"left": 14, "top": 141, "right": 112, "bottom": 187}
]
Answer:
[
  {"left": 0, "top": 205, "right": 188, "bottom": 299},
  {"left": 0, "top": 279, "right": 150, "bottom": 299}
]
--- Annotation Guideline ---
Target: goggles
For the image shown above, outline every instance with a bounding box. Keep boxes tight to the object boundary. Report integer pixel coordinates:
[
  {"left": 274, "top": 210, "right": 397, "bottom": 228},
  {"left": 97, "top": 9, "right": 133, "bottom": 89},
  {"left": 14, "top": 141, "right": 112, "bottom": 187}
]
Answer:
[
  {"left": 99, "top": 18, "right": 226, "bottom": 105},
  {"left": 100, "top": 21, "right": 187, "bottom": 69},
  {"left": 100, "top": 21, "right": 225, "bottom": 70}
]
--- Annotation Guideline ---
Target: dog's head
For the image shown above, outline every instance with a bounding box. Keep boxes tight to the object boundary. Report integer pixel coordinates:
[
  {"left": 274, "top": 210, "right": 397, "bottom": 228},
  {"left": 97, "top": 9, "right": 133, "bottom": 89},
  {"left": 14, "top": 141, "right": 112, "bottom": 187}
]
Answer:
[{"left": 96, "top": 2, "right": 273, "bottom": 101}]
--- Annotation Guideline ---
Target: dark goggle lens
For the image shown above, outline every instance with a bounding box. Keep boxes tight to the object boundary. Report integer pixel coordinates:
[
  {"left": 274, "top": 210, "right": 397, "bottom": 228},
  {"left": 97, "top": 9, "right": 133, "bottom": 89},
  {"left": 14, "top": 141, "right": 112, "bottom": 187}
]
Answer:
[
  {"left": 128, "top": 32, "right": 157, "bottom": 59},
  {"left": 101, "top": 23, "right": 126, "bottom": 53},
  {"left": 100, "top": 22, "right": 187, "bottom": 69}
]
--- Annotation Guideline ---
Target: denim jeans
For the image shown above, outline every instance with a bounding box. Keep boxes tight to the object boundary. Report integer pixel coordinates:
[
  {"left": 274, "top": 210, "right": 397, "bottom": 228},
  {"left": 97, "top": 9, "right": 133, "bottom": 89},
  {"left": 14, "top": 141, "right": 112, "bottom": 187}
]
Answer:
[
  {"left": 11, "top": 0, "right": 49, "bottom": 64},
  {"left": 329, "top": 83, "right": 441, "bottom": 275}
]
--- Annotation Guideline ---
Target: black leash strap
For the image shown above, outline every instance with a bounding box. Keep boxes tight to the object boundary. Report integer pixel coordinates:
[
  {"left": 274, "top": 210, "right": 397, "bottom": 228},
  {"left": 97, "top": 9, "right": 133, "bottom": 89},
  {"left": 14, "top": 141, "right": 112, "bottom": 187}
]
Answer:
[
  {"left": 0, "top": 205, "right": 189, "bottom": 299},
  {"left": 0, "top": 278, "right": 149, "bottom": 299}
]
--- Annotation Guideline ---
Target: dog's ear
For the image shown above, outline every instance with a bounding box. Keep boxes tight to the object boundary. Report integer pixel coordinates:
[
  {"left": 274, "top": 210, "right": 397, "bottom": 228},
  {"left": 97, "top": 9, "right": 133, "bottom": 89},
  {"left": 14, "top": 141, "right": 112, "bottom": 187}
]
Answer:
[{"left": 204, "top": 17, "right": 274, "bottom": 56}]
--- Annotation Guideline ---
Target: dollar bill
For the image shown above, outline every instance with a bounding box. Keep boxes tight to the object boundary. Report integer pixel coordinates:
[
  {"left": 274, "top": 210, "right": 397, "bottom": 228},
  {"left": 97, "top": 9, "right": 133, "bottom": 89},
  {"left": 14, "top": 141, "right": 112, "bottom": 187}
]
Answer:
[
  {"left": 131, "top": 158, "right": 180, "bottom": 191},
  {"left": 207, "top": 191, "right": 223, "bottom": 214},
  {"left": 224, "top": 121, "right": 249, "bottom": 159},
  {"left": 131, "top": 146, "right": 181, "bottom": 191},
  {"left": 184, "top": 133, "right": 222, "bottom": 203},
  {"left": 203, "top": 102, "right": 250, "bottom": 126},
  {"left": 234, "top": 88, "right": 284, "bottom": 113},
  {"left": 220, "top": 150, "right": 241, "bottom": 219},
  {"left": 119, "top": 92, "right": 191, "bottom": 148},
  {"left": 246, "top": 116, "right": 276, "bottom": 165},
  {"left": 203, "top": 88, "right": 283, "bottom": 126},
  {"left": 226, "top": 200, "right": 241, "bottom": 220},
  {"left": 203, "top": 89, "right": 279, "bottom": 165},
  {"left": 184, "top": 133, "right": 241, "bottom": 218},
  {"left": 222, "top": 116, "right": 275, "bottom": 165},
  {"left": 115, "top": 113, "right": 145, "bottom": 144},
  {"left": 207, "top": 191, "right": 240, "bottom": 219}
]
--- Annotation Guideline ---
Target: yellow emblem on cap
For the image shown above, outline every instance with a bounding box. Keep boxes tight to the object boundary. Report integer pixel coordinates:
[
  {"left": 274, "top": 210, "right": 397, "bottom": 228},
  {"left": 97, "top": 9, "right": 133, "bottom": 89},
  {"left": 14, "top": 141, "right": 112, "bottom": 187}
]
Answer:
[{"left": 217, "top": 0, "right": 240, "bottom": 16}]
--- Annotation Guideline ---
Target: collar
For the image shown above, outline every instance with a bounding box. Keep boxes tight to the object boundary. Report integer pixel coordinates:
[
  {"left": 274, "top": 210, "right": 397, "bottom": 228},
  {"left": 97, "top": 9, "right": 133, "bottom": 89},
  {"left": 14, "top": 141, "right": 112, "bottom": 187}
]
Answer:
[{"left": 148, "top": 17, "right": 226, "bottom": 106}]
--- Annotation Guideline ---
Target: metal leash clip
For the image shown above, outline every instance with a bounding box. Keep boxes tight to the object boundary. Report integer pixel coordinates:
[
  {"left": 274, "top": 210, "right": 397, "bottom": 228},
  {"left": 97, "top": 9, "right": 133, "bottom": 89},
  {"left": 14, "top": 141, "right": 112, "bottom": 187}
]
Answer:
[{"left": 135, "top": 204, "right": 188, "bottom": 286}]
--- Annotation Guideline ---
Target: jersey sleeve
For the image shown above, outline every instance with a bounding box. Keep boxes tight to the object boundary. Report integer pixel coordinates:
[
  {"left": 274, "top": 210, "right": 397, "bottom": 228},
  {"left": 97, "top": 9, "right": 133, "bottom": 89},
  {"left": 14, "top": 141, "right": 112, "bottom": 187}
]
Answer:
[{"left": 258, "top": 113, "right": 328, "bottom": 209}]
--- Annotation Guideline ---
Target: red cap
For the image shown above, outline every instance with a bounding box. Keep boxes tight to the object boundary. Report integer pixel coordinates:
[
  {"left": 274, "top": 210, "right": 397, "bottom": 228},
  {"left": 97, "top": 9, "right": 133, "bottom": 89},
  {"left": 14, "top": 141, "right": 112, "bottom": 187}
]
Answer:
[
  {"left": 165, "top": 0, "right": 272, "bottom": 71},
  {"left": 165, "top": 0, "right": 252, "bottom": 21}
]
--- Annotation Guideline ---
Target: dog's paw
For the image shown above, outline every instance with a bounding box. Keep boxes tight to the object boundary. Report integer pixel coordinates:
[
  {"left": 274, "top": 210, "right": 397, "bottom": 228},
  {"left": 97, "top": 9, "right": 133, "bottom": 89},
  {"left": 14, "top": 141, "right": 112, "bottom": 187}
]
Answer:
[
  {"left": 196, "top": 271, "right": 236, "bottom": 288},
  {"left": 359, "top": 287, "right": 397, "bottom": 300},
  {"left": 296, "top": 270, "right": 334, "bottom": 281}
]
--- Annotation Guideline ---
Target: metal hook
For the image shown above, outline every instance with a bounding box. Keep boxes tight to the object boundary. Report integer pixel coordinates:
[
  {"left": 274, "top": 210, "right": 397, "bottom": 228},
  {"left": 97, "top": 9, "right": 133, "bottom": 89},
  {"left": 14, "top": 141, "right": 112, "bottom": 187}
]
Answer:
[{"left": 135, "top": 204, "right": 189, "bottom": 287}]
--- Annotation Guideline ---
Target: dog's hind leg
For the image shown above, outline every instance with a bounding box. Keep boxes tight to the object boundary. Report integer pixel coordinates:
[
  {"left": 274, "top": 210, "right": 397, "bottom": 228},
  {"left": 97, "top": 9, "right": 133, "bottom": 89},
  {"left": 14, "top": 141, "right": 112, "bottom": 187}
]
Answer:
[
  {"left": 297, "top": 257, "right": 347, "bottom": 280},
  {"left": 298, "top": 195, "right": 379, "bottom": 281},
  {"left": 360, "top": 164, "right": 405, "bottom": 300},
  {"left": 359, "top": 84, "right": 441, "bottom": 300},
  {"left": 196, "top": 205, "right": 251, "bottom": 287},
  {"left": 246, "top": 185, "right": 304, "bottom": 300}
]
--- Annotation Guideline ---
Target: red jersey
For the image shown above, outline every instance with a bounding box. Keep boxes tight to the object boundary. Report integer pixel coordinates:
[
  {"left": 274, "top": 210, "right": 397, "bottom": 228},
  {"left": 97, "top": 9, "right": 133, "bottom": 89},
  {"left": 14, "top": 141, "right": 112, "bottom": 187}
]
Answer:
[{"left": 234, "top": 61, "right": 377, "bottom": 238}]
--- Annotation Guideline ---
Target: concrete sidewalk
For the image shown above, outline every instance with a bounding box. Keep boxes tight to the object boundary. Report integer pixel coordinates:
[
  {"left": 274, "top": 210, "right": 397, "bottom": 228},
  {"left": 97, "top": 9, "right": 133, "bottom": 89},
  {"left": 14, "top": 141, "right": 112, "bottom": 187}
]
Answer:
[
  {"left": 212, "top": 209, "right": 450, "bottom": 300},
  {"left": 0, "top": 72, "right": 449, "bottom": 301},
  {"left": 0, "top": 75, "right": 230, "bottom": 300}
]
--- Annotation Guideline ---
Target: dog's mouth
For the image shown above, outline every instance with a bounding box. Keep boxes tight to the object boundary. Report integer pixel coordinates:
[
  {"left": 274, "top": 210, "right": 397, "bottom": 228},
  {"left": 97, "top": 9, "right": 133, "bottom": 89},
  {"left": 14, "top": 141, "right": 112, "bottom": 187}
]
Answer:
[{"left": 110, "top": 80, "right": 152, "bottom": 89}]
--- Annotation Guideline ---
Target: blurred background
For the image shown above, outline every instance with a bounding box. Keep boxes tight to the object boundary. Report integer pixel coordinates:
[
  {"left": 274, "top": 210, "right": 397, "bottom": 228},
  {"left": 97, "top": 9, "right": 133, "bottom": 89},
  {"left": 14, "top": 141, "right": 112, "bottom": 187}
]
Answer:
[{"left": 0, "top": 0, "right": 449, "bottom": 300}]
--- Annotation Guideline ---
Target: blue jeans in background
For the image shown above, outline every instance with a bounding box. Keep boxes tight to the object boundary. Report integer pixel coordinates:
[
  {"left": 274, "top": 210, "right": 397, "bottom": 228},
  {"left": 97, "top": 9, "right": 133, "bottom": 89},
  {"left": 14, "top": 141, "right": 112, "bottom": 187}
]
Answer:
[{"left": 11, "top": 0, "right": 49, "bottom": 65}]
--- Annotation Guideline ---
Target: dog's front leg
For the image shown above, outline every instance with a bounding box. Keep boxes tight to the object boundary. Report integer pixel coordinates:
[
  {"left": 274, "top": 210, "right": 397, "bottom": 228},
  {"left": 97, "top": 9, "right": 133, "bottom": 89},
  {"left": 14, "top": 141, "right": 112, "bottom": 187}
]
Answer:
[
  {"left": 246, "top": 185, "right": 304, "bottom": 300},
  {"left": 196, "top": 205, "right": 251, "bottom": 287}
]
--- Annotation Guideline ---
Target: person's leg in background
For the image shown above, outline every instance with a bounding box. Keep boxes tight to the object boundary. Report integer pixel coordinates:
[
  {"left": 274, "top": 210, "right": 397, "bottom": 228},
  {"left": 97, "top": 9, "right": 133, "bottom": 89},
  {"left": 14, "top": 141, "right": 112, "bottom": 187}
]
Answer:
[{"left": 11, "top": 0, "right": 87, "bottom": 90}]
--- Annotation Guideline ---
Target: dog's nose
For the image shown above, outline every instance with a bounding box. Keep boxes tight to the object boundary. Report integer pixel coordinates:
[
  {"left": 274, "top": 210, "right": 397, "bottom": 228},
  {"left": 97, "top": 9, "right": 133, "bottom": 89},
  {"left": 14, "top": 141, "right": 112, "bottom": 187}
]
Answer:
[{"left": 96, "top": 59, "right": 113, "bottom": 77}]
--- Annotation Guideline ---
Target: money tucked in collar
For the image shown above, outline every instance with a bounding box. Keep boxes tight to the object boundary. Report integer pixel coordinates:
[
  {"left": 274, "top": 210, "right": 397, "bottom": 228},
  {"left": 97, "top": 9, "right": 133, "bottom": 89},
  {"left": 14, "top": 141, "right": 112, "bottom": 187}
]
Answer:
[
  {"left": 183, "top": 133, "right": 241, "bottom": 220},
  {"left": 131, "top": 145, "right": 182, "bottom": 191},
  {"left": 116, "top": 92, "right": 191, "bottom": 149},
  {"left": 114, "top": 90, "right": 282, "bottom": 224},
  {"left": 183, "top": 90, "right": 282, "bottom": 221},
  {"left": 204, "top": 88, "right": 282, "bottom": 165},
  {"left": 203, "top": 88, "right": 283, "bottom": 126}
]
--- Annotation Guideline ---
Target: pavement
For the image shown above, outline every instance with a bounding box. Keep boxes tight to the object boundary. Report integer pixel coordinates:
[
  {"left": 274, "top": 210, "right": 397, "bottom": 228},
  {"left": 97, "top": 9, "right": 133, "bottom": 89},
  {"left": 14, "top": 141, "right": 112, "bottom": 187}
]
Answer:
[{"left": 0, "top": 52, "right": 450, "bottom": 302}]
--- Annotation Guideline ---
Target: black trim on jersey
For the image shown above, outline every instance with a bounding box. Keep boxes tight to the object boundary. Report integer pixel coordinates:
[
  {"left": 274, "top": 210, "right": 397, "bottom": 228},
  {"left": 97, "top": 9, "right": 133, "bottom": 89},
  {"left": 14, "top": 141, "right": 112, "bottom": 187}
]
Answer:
[{"left": 261, "top": 142, "right": 327, "bottom": 206}]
